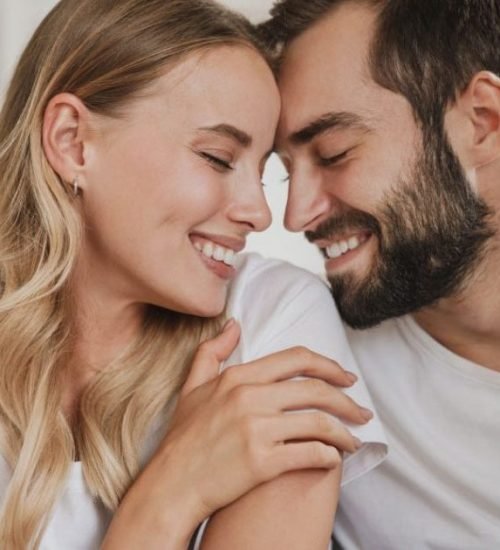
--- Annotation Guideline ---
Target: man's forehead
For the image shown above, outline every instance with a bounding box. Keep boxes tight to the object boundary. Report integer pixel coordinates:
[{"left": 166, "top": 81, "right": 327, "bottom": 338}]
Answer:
[
  {"left": 279, "top": 2, "right": 376, "bottom": 74},
  {"left": 277, "top": 3, "right": 379, "bottom": 141}
]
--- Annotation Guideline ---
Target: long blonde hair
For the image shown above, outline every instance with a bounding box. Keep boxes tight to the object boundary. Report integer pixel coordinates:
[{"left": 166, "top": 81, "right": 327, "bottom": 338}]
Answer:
[{"left": 0, "top": 0, "right": 270, "bottom": 546}]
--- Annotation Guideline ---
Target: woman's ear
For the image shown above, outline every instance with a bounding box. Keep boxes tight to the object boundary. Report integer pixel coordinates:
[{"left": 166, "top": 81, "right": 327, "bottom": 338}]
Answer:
[
  {"left": 42, "top": 93, "right": 91, "bottom": 188},
  {"left": 448, "top": 71, "right": 500, "bottom": 169}
]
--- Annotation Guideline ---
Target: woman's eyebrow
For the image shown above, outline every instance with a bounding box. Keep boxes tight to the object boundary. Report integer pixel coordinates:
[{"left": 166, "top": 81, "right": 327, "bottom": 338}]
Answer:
[{"left": 198, "top": 124, "right": 252, "bottom": 147}]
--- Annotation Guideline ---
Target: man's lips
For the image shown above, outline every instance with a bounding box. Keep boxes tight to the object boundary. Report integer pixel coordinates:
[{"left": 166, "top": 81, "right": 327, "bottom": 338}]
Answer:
[{"left": 314, "top": 231, "right": 372, "bottom": 259}]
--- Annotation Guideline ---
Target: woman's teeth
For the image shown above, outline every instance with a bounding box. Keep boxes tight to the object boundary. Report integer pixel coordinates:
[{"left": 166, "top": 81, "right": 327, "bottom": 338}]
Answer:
[
  {"left": 194, "top": 241, "right": 236, "bottom": 267},
  {"left": 326, "top": 235, "right": 364, "bottom": 259}
]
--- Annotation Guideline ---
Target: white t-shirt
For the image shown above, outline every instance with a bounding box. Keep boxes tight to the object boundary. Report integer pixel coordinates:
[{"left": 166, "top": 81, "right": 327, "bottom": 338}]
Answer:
[
  {"left": 335, "top": 315, "right": 500, "bottom": 550},
  {"left": 0, "top": 254, "right": 387, "bottom": 549}
]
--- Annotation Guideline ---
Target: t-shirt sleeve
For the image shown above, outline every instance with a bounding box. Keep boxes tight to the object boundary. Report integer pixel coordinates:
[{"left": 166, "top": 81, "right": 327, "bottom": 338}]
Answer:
[{"left": 224, "top": 255, "right": 388, "bottom": 486}]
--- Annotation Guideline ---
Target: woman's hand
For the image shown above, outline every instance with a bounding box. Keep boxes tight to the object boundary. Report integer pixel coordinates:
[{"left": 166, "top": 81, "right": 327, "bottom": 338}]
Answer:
[{"left": 102, "top": 320, "right": 370, "bottom": 550}]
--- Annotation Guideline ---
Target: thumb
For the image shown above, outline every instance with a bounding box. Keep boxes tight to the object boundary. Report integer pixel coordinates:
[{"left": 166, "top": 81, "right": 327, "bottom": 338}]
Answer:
[{"left": 181, "top": 318, "right": 240, "bottom": 395}]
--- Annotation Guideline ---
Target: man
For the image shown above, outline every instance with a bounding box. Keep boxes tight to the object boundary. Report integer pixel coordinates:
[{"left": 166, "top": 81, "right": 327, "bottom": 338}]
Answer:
[{"left": 261, "top": 1, "right": 500, "bottom": 548}]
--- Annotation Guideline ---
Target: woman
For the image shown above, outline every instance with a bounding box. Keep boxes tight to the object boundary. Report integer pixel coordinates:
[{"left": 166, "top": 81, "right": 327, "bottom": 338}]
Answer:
[{"left": 0, "top": 0, "right": 384, "bottom": 548}]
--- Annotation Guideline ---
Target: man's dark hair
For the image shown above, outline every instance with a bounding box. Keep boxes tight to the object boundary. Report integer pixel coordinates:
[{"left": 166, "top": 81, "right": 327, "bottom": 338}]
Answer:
[{"left": 259, "top": 0, "right": 500, "bottom": 132}]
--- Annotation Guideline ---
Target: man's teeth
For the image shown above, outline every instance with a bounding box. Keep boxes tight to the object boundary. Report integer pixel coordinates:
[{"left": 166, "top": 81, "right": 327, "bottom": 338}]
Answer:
[
  {"left": 326, "top": 236, "right": 362, "bottom": 259},
  {"left": 194, "top": 241, "right": 236, "bottom": 266}
]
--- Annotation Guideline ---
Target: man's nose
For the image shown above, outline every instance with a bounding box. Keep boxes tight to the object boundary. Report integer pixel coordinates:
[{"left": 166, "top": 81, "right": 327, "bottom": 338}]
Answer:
[{"left": 284, "top": 168, "right": 332, "bottom": 232}]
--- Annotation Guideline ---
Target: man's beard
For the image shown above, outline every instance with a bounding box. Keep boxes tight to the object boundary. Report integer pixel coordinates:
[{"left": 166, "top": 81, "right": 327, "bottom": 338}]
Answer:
[{"left": 306, "top": 131, "right": 494, "bottom": 329}]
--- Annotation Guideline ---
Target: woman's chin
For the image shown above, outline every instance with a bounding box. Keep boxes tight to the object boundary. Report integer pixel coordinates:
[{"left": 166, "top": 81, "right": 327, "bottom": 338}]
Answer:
[
  {"left": 191, "top": 302, "right": 226, "bottom": 318},
  {"left": 159, "top": 298, "right": 226, "bottom": 319}
]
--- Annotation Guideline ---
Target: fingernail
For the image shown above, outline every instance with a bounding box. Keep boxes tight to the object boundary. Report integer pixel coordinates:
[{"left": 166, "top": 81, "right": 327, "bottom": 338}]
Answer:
[
  {"left": 222, "top": 318, "right": 235, "bottom": 331},
  {"left": 354, "top": 437, "right": 363, "bottom": 450},
  {"left": 345, "top": 371, "right": 358, "bottom": 384},
  {"left": 360, "top": 407, "right": 373, "bottom": 421}
]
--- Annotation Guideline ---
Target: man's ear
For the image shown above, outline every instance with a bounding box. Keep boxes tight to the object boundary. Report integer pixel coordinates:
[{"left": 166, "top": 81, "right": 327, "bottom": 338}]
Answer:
[
  {"left": 42, "top": 93, "right": 91, "bottom": 188},
  {"left": 447, "top": 71, "right": 500, "bottom": 169}
]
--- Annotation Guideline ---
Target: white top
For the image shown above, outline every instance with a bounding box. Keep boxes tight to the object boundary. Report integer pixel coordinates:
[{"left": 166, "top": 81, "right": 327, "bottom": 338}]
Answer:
[
  {"left": 194, "top": 253, "right": 387, "bottom": 549},
  {"left": 0, "top": 254, "right": 387, "bottom": 549},
  {"left": 222, "top": 254, "right": 386, "bottom": 486},
  {"left": 335, "top": 315, "right": 500, "bottom": 549}
]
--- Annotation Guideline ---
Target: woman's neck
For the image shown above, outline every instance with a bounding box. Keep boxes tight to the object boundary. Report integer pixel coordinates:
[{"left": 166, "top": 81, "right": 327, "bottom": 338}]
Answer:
[{"left": 63, "top": 267, "right": 146, "bottom": 421}]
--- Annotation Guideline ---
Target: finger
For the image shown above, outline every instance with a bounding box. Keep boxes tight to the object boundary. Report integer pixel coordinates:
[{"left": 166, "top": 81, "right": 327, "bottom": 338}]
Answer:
[
  {"left": 221, "top": 346, "right": 356, "bottom": 389},
  {"left": 181, "top": 319, "right": 241, "bottom": 396},
  {"left": 261, "top": 379, "right": 372, "bottom": 425},
  {"left": 271, "top": 412, "right": 361, "bottom": 454},
  {"left": 267, "top": 441, "right": 342, "bottom": 479}
]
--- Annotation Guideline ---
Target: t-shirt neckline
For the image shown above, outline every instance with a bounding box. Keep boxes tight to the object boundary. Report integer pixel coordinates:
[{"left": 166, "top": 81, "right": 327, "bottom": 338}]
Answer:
[{"left": 397, "top": 314, "right": 500, "bottom": 387}]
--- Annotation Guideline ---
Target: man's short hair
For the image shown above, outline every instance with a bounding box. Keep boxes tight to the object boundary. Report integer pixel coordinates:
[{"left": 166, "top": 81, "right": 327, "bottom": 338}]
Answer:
[{"left": 259, "top": 0, "right": 500, "bottom": 132}]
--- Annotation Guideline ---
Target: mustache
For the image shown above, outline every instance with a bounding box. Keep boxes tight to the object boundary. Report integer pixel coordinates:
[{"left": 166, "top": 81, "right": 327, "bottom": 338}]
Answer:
[{"left": 305, "top": 210, "right": 381, "bottom": 243}]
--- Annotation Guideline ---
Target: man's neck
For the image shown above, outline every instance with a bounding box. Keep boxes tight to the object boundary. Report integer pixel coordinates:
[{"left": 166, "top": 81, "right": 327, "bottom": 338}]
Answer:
[{"left": 413, "top": 245, "right": 500, "bottom": 373}]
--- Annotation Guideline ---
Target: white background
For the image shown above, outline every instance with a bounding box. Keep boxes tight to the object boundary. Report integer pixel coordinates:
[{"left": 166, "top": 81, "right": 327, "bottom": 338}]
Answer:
[{"left": 0, "top": 0, "right": 323, "bottom": 274}]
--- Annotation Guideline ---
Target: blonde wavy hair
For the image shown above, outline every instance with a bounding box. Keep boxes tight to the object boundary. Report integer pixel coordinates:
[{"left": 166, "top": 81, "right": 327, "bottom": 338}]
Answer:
[{"left": 0, "top": 0, "right": 270, "bottom": 546}]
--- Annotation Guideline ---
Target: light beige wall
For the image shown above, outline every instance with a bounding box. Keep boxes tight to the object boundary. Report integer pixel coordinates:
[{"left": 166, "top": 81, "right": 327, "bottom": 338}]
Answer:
[
  {"left": 0, "top": 0, "right": 323, "bottom": 274},
  {"left": 0, "top": 0, "right": 59, "bottom": 95}
]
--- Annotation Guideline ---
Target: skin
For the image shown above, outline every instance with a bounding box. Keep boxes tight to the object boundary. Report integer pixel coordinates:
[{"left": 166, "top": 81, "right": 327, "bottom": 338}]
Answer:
[
  {"left": 42, "top": 45, "right": 370, "bottom": 549},
  {"left": 48, "top": 45, "right": 277, "bottom": 415},
  {"left": 276, "top": 3, "right": 500, "bottom": 372}
]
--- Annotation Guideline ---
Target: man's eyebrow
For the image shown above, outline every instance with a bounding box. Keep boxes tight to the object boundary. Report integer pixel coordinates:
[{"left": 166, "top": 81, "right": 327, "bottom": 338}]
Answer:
[
  {"left": 198, "top": 124, "right": 252, "bottom": 147},
  {"left": 289, "top": 112, "right": 371, "bottom": 145}
]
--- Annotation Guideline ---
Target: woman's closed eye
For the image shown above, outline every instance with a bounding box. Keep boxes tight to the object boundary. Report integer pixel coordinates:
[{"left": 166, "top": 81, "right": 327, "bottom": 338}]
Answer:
[{"left": 199, "top": 151, "right": 234, "bottom": 172}]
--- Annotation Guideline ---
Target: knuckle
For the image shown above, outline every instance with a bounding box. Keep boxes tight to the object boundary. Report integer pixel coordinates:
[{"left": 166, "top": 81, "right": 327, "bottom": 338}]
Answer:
[
  {"left": 327, "top": 446, "right": 342, "bottom": 467},
  {"left": 291, "top": 346, "right": 313, "bottom": 362},
  {"left": 306, "top": 377, "right": 328, "bottom": 397},
  {"left": 240, "top": 414, "right": 261, "bottom": 440},
  {"left": 308, "top": 441, "right": 325, "bottom": 464},
  {"left": 310, "top": 442, "right": 340, "bottom": 467},
  {"left": 229, "top": 385, "right": 254, "bottom": 412},
  {"left": 196, "top": 339, "right": 213, "bottom": 353},
  {"left": 314, "top": 412, "right": 331, "bottom": 433},
  {"left": 332, "top": 447, "right": 342, "bottom": 467}
]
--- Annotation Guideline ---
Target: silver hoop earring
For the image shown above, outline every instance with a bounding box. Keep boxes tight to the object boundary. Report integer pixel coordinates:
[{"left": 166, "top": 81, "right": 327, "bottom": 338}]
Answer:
[{"left": 72, "top": 177, "right": 79, "bottom": 197}]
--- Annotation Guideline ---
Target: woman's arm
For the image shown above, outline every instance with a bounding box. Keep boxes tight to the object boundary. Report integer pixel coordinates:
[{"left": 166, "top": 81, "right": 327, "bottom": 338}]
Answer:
[
  {"left": 201, "top": 467, "right": 341, "bottom": 549},
  {"left": 102, "top": 321, "right": 365, "bottom": 550}
]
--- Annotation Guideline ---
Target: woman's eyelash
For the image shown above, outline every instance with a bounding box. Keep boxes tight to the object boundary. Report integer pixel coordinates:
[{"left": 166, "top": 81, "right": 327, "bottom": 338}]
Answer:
[{"left": 199, "top": 152, "right": 234, "bottom": 171}]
